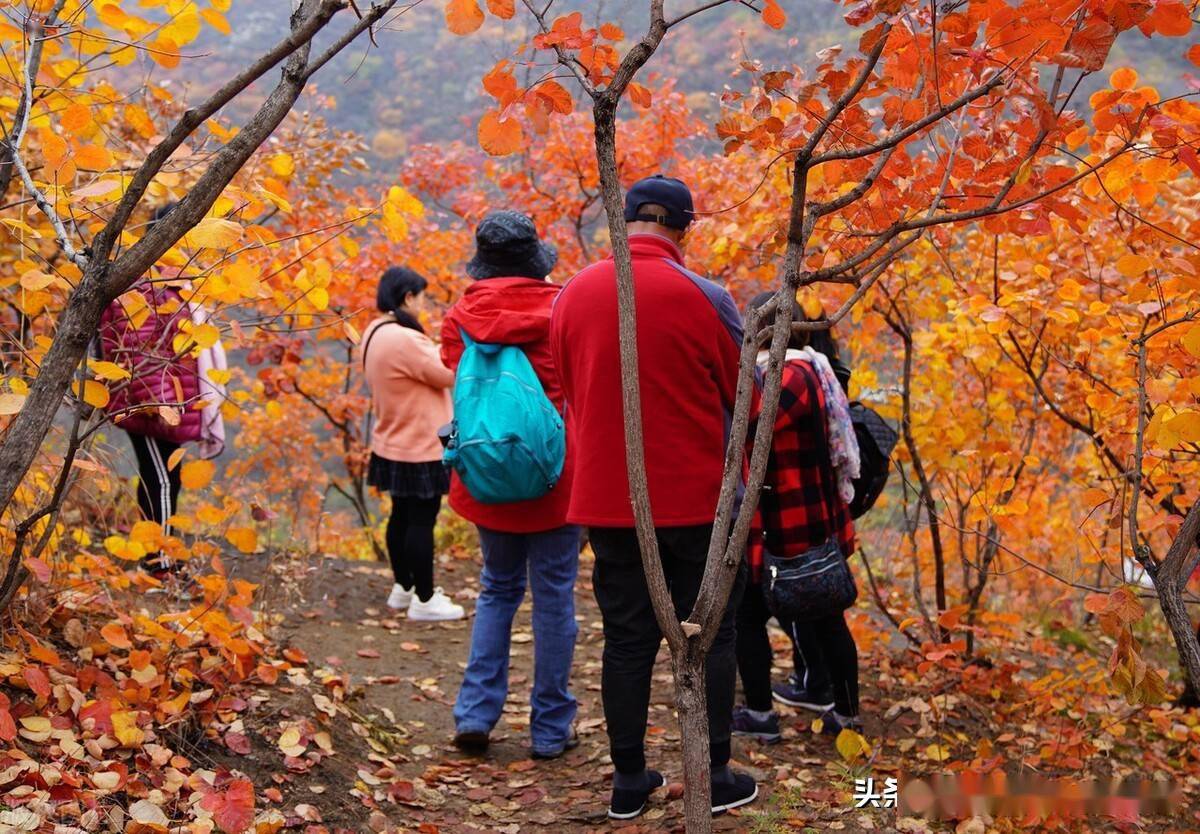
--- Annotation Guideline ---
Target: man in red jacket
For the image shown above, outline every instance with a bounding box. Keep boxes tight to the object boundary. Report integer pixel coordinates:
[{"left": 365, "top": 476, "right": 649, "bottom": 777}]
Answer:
[
  {"left": 442, "top": 210, "right": 581, "bottom": 760},
  {"left": 550, "top": 176, "right": 757, "bottom": 819}
]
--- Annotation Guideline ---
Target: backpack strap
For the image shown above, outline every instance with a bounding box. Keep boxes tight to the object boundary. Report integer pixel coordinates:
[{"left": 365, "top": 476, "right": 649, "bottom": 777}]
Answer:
[{"left": 361, "top": 318, "right": 400, "bottom": 369}]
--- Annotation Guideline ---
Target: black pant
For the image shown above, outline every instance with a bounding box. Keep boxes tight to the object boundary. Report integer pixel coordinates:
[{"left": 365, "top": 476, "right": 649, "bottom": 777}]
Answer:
[
  {"left": 128, "top": 432, "right": 182, "bottom": 532},
  {"left": 387, "top": 494, "right": 441, "bottom": 602},
  {"left": 590, "top": 525, "right": 743, "bottom": 774},
  {"left": 736, "top": 581, "right": 860, "bottom": 716}
]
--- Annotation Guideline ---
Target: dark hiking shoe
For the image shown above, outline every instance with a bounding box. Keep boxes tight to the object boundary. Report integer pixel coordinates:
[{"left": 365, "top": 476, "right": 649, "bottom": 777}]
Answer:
[
  {"left": 773, "top": 675, "right": 835, "bottom": 712},
  {"left": 731, "top": 705, "right": 782, "bottom": 743},
  {"left": 531, "top": 727, "right": 579, "bottom": 760},
  {"left": 711, "top": 769, "right": 758, "bottom": 814},
  {"left": 608, "top": 769, "right": 665, "bottom": 820},
  {"left": 817, "top": 708, "right": 864, "bottom": 736},
  {"left": 453, "top": 729, "right": 490, "bottom": 755}
]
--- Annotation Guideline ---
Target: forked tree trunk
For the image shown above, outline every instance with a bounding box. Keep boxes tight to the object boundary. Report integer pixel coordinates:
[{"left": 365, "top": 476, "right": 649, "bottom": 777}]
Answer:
[{"left": 1151, "top": 499, "right": 1200, "bottom": 693}]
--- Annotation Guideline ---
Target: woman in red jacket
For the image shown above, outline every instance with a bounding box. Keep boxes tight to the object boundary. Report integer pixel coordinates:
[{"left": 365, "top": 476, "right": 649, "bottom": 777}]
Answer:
[{"left": 441, "top": 211, "right": 580, "bottom": 759}]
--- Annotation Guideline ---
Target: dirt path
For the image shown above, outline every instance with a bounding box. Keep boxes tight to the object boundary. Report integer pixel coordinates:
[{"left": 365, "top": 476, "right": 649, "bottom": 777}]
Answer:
[{"left": 213, "top": 551, "right": 890, "bottom": 833}]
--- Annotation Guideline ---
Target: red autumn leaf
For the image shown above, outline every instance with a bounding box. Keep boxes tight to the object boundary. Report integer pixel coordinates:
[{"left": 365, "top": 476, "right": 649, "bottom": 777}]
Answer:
[
  {"left": 356, "top": 648, "right": 381, "bottom": 658},
  {"left": 24, "top": 666, "right": 50, "bottom": 699},
  {"left": 282, "top": 647, "right": 308, "bottom": 665},
  {"left": 1188, "top": 42, "right": 1200, "bottom": 67},
  {"left": 762, "top": 0, "right": 787, "bottom": 28},
  {"left": 445, "top": 0, "right": 485, "bottom": 35},
  {"left": 845, "top": 1, "right": 874, "bottom": 27},
  {"left": 201, "top": 779, "right": 256, "bottom": 834},
  {"left": 100, "top": 622, "right": 132, "bottom": 649},
  {"left": 0, "top": 707, "right": 15, "bottom": 741},
  {"left": 532, "top": 79, "right": 573, "bottom": 114},
  {"left": 23, "top": 556, "right": 50, "bottom": 583},
  {"left": 1053, "top": 22, "right": 1117, "bottom": 71},
  {"left": 1149, "top": 0, "right": 1192, "bottom": 36},
  {"left": 478, "top": 109, "right": 524, "bottom": 156},
  {"left": 224, "top": 730, "right": 251, "bottom": 755}
]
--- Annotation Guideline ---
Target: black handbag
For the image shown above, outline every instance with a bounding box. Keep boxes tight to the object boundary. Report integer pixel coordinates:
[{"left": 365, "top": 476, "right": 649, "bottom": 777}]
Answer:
[
  {"left": 761, "top": 365, "right": 858, "bottom": 622},
  {"left": 848, "top": 401, "right": 898, "bottom": 519}
]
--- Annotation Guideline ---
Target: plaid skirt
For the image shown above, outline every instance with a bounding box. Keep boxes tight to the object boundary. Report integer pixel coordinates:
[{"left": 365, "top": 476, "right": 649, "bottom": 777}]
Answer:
[{"left": 367, "top": 454, "right": 449, "bottom": 499}]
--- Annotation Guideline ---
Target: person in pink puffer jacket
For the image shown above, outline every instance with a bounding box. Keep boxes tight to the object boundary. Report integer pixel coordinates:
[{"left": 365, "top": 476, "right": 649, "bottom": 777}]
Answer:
[{"left": 99, "top": 203, "right": 227, "bottom": 581}]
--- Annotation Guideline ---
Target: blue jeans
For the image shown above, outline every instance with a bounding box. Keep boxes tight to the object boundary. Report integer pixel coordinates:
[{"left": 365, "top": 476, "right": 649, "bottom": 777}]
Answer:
[{"left": 453, "top": 524, "right": 580, "bottom": 754}]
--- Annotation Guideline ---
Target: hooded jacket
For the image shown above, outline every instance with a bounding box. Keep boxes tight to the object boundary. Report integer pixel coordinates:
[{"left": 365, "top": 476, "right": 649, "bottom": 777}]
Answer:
[
  {"left": 550, "top": 234, "right": 743, "bottom": 527},
  {"left": 99, "top": 283, "right": 205, "bottom": 445},
  {"left": 441, "top": 276, "right": 574, "bottom": 533}
]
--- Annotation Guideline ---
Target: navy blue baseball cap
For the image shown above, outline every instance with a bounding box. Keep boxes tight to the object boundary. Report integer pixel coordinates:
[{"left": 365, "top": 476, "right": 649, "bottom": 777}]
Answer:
[{"left": 623, "top": 174, "right": 694, "bottom": 230}]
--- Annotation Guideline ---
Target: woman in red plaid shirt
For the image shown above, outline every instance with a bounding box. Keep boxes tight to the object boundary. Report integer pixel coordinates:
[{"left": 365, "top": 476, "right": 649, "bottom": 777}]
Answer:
[{"left": 733, "top": 292, "right": 863, "bottom": 742}]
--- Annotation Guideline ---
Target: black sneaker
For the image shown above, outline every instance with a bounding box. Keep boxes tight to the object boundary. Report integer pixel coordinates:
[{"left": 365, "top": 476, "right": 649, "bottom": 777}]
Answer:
[
  {"left": 608, "top": 769, "right": 665, "bottom": 820},
  {"left": 711, "top": 769, "right": 758, "bottom": 814},
  {"left": 453, "top": 729, "right": 490, "bottom": 755},
  {"left": 531, "top": 727, "right": 579, "bottom": 760},
  {"left": 772, "top": 675, "right": 835, "bottom": 712},
  {"left": 731, "top": 705, "right": 782, "bottom": 743},
  {"left": 817, "top": 708, "right": 864, "bottom": 736}
]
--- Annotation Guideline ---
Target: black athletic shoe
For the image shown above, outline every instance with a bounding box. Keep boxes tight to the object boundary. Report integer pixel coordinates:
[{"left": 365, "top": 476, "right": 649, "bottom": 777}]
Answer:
[
  {"left": 731, "top": 705, "right": 782, "bottom": 743},
  {"left": 817, "top": 708, "right": 864, "bottom": 736},
  {"left": 711, "top": 770, "right": 758, "bottom": 815},
  {"left": 772, "top": 675, "right": 835, "bottom": 712},
  {"left": 531, "top": 728, "right": 579, "bottom": 760},
  {"left": 608, "top": 769, "right": 666, "bottom": 820},
  {"left": 453, "top": 729, "right": 490, "bottom": 755}
]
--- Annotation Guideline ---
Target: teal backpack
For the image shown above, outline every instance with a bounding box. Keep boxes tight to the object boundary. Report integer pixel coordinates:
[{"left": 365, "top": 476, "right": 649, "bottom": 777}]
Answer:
[{"left": 443, "top": 331, "right": 565, "bottom": 504}]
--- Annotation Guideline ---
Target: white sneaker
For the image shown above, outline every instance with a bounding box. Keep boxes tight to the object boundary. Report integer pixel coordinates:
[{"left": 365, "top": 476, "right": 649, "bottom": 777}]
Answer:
[
  {"left": 407, "top": 588, "right": 465, "bottom": 621},
  {"left": 387, "top": 583, "right": 414, "bottom": 610}
]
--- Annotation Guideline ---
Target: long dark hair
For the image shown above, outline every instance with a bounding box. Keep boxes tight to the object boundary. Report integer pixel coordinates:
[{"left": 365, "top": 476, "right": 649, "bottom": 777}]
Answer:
[
  {"left": 747, "top": 291, "right": 842, "bottom": 360},
  {"left": 376, "top": 266, "right": 427, "bottom": 332}
]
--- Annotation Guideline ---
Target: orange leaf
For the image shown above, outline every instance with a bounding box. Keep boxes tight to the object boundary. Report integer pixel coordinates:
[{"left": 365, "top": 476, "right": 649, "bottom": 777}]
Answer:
[
  {"left": 533, "top": 79, "right": 573, "bottom": 114},
  {"left": 1149, "top": 1, "right": 1192, "bottom": 36},
  {"left": 1189, "top": 43, "right": 1200, "bottom": 67},
  {"left": 485, "top": 0, "right": 515, "bottom": 18},
  {"left": 478, "top": 109, "right": 524, "bottom": 156},
  {"left": 445, "top": 0, "right": 484, "bottom": 35},
  {"left": 600, "top": 22, "right": 624, "bottom": 40},
  {"left": 763, "top": 0, "right": 787, "bottom": 28},
  {"left": 1109, "top": 66, "right": 1137, "bottom": 91},
  {"left": 23, "top": 667, "right": 50, "bottom": 699},
  {"left": 101, "top": 623, "right": 132, "bottom": 649},
  {"left": 628, "top": 82, "right": 652, "bottom": 109}
]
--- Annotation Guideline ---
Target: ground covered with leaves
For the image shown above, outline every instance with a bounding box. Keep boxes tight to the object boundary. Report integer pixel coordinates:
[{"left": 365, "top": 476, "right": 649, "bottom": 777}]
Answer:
[
  {"left": 4, "top": 546, "right": 1200, "bottom": 834},
  {"left": 180, "top": 553, "right": 1200, "bottom": 832}
]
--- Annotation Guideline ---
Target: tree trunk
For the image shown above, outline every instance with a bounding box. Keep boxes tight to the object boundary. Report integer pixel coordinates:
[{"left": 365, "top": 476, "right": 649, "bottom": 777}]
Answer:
[
  {"left": 0, "top": 274, "right": 106, "bottom": 519},
  {"left": 1151, "top": 499, "right": 1200, "bottom": 693},
  {"left": 673, "top": 651, "right": 712, "bottom": 825}
]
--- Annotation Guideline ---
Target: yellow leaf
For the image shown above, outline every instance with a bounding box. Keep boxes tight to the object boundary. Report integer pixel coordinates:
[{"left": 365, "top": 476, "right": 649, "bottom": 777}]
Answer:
[
  {"left": 307, "top": 287, "right": 329, "bottom": 311},
  {"left": 278, "top": 726, "right": 305, "bottom": 756},
  {"left": 200, "top": 7, "right": 232, "bottom": 35},
  {"left": 1181, "top": 324, "right": 1200, "bottom": 358},
  {"left": 1, "top": 217, "right": 42, "bottom": 238},
  {"left": 0, "top": 392, "right": 26, "bottom": 415},
  {"left": 19, "top": 270, "right": 56, "bottom": 291},
  {"left": 89, "top": 360, "right": 131, "bottom": 381},
  {"left": 269, "top": 153, "right": 295, "bottom": 178},
  {"left": 226, "top": 527, "right": 258, "bottom": 554},
  {"left": 19, "top": 716, "right": 51, "bottom": 733},
  {"left": 924, "top": 743, "right": 952, "bottom": 761},
  {"left": 112, "top": 710, "right": 144, "bottom": 747},
  {"left": 1116, "top": 253, "right": 1151, "bottom": 278},
  {"left": 74, "top": 379, "right": 110, "bottom": 409},
  {"left": 62, "top": 103, "right": 93, "bottom": 134},
  {"left": 835, "top": 728, "right": 871, "bottom": 762},
  {"left": 180, "top": 459, "right": 215, "bottom": 490},
  {"left": 186, "top": 217, "right": 243, "bottom": 250},
  {"left": 166, "top": 446, "right": 186, "bottom": 471},
  {"left": 1165, "top": 410, "right": 1200, "bottom": 444}
]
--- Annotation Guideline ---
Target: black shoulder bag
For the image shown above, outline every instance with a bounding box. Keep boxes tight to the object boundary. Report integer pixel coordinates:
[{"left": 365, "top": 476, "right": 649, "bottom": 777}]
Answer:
[{"left": 761, "top": 364, "right": 858, "bottom": 622}]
